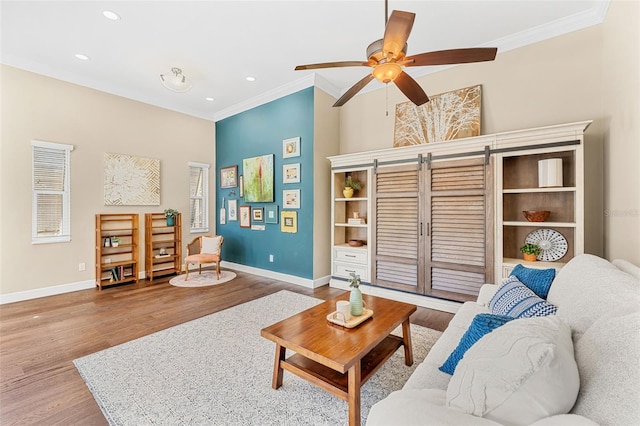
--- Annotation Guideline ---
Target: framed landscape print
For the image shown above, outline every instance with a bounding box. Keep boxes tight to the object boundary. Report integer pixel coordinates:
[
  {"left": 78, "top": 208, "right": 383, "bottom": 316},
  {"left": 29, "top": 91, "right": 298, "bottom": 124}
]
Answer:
[
  {"left": 282, "top": 137, "right": 300, "bottom": 158},
  {"left": 220, "top": 165, "right": 238, "bottom": 188},
  {"left": 242, "top": 154, "right": 274, "bottom": 202},
  {"left": 283, "top": 163, "right": 300, "bottom": 184},
  {"left": 283, "top": 189, "right": 300, "bottom": 209},
  {"left": 239, "top": 205, "right": 251, "bottom": 228}
]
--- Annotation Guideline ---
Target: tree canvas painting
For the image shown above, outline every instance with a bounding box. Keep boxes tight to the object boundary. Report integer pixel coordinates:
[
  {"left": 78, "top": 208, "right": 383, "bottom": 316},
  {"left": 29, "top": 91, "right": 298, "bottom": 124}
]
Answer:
[
  {"left": 242, "top": 154, "right": 274, "bottom": 202},
  {"left": 393, "top": 85, "right": 481, "bottom": 146}
]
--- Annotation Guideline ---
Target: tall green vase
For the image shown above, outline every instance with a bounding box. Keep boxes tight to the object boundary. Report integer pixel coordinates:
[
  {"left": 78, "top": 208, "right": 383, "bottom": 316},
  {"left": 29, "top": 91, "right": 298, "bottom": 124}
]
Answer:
[{"left": 350, "top": 287, "right": 363, "bottom": 316}]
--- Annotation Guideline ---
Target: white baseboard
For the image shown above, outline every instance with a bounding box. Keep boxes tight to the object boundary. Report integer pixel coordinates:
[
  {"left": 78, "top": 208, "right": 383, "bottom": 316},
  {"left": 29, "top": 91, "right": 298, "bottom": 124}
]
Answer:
[
  {"left": 221, "top": 261, "right": 329, "bottom": 289},
  {"left": 0, "top": 279, "right": 95, "bottom": 305},
  {"left": 329, "top": 278, "right": 462, "bottom": 314}
]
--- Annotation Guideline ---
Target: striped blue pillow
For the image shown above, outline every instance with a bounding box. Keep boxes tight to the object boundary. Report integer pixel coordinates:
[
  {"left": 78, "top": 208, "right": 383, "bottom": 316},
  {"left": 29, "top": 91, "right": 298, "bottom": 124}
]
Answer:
[{"left": 490, "top": 276, "right": 558, "bottom": 318}]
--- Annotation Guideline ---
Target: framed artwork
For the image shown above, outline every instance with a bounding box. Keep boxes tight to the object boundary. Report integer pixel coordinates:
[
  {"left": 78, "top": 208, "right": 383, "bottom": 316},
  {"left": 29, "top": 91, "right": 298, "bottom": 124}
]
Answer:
[
  {"left": 239, "top": 175, "right": 244, "bottom": 197},
  {"left": 283, "top": 189, "right": 300, "bottom": 209},
  {"left": 104, "top": 153, "right": 160, "bottom": 205},
  {"left": 242, "top": 154, "right": 274, "bottom": 202},
  {"left": 283, "top": 163, "right": 301, "bottom": 184},
  {"left": 283, "top": 137, "right": 300, "bottom": 158},
  {"left": 220, "top": 165, "right": 238, "bottom": 188},
  {"left": 265, "top": 205, "right": 278, "bottom": 224},
  {"left": 228, "top": 199, "right": 238, "bottom": 221},
  {"left": 239, "top": 205, "right": 251, "bottom": 228},
  {"left": 281, "top": 211, "right": 298, "bottom": 233},
  {"left": 252, "top": 207, "right": 264, "bottom": 222}
]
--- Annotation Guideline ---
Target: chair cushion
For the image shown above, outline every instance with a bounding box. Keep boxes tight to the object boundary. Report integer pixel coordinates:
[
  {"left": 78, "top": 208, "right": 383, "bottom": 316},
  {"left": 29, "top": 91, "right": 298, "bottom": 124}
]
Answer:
[
  {"left": 446, "top": 315, "right": 580, "bottom": 426},
  {"left": 201, "top": 236, "right": 221, "bottom": 255},
  {"left": 489, "top": 276, "right": 557, "bottom": 318},
  {"left": 509, "top": 263, "right": 555, "bottom": 298},
  {"left": 185, "top": 253, "right": 220, "bottom": 263},
  {"left": 439, "top": 313, "right": 514, "bottom": 375}
]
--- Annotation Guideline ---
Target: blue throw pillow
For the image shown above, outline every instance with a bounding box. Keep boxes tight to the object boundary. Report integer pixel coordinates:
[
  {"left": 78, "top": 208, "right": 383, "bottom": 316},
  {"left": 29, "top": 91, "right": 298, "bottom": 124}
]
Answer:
[
  {"left": 439, "top": 313, "right": 514, "bottom": 375},
  {"left": 490, "top": 276, "right": 558, "bottom": 318},
  {"left": 510, "top": 263, "right": 555, "bottom": 299}
]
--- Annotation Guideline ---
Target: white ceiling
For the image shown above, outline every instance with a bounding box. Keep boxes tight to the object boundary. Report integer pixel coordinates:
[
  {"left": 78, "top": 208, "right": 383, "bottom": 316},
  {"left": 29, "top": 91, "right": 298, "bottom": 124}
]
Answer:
[{"left": 1, "top": 1, "right": 609, "bottom": 122}]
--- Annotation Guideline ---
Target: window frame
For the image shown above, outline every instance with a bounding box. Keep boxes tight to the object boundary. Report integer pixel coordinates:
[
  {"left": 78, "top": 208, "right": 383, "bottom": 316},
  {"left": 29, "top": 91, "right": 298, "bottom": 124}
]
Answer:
[
  {"left": 31, "top": 140, "right": 74, "bottom": 244},
  {"left": 189, "top": 161, "right": 210, "bottom": 233}
]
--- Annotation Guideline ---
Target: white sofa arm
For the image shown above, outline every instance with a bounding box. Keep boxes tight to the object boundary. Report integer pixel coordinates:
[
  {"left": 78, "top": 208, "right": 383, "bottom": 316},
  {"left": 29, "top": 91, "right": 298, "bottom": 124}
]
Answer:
[
  {"left": 476, "top": 283, "right": 499, "bottom": 306},
  {"left": 528, "top": 414, "right": 599, "bottom": 426}
]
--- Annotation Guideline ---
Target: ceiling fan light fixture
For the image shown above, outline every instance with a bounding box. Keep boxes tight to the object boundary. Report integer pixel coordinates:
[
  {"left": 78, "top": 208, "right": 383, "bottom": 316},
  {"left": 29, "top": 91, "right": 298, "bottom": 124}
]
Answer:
[
  {"left": 160, "top": 67, "right": 192, "bottom": 93},
  {"left": 372, "top": 62, "right": 402, "bottom": 83}
]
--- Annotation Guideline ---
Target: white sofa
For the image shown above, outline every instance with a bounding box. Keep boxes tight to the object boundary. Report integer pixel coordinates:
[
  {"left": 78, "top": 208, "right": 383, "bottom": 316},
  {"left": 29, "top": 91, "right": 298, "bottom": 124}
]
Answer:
[{"left": 367, "top": 254, "right": 640, "bottom": 425}]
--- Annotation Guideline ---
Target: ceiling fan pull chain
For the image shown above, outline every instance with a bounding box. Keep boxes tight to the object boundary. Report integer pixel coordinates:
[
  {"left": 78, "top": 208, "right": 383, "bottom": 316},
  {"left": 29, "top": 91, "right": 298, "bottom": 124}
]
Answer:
[{"left": 385, "top": 84, "right": 389, "bottom": 116}]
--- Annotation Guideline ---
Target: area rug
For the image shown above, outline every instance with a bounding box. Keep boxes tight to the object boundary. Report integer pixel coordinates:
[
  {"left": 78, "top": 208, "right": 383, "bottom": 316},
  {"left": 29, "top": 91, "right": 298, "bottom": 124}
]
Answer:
[
  {"left": 74, "top": 290, "right": 442, "bottom": 425},
  {"left": 169, "top": 270, "right": 236, "bottom": 287}
]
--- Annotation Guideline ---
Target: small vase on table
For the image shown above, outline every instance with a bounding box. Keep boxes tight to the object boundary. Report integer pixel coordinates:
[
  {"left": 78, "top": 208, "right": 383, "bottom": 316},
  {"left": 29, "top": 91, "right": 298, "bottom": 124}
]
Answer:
[{"left": 347, "top": 272, "right": 363, "bottom": 316}]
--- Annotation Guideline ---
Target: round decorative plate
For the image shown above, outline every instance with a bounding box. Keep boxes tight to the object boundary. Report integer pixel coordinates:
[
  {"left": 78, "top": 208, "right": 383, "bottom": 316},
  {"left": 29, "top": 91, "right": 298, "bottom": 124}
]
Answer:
[{"left": 525, "top": 228, "right": 568, "bottom": 261}]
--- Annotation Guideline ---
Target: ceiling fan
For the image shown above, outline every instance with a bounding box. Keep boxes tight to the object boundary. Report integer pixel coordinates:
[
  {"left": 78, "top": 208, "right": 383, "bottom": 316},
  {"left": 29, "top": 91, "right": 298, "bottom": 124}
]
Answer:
[{"left": 294, "top": 1, "right": 497, "bottom": 107}]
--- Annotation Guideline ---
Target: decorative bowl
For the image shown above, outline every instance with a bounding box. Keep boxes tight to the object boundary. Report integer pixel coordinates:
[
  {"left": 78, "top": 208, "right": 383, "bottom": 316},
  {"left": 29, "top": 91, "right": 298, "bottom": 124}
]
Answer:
[
  {"left": 522, "top": 210, "right": 551, "bottom": 222},
  {"left": 348, "top": 239, "right": 365, "bottom": 247}
]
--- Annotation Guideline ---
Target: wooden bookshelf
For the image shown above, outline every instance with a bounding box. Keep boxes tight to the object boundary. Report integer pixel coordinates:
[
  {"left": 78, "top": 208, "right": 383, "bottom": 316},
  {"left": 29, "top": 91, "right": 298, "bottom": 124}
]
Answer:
[
  {"left": 145, "top": 213, "right": 182, "bottom": 281},
  {"left": 95, "top": 213, "right": 139, "bottom": 290}
]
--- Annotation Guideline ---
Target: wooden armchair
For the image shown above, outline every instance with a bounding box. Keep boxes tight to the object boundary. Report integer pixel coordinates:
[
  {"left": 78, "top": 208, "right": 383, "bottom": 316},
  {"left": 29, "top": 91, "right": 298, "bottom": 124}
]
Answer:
[{"left": 184, "top": 235, "right": 224, "bottom": 280}]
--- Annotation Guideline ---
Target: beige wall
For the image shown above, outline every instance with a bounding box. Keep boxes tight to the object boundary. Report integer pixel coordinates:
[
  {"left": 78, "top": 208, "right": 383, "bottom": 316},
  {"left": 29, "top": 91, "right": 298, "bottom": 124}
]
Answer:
[
  {"left": 0, "top": 65, "right": 215, "bottom": 296},
  {"left": 339, "top": 0, "right": 639, "bottom": 265},
  {"left": 312, "top": 88, "right": 341, "bottom": 280}
]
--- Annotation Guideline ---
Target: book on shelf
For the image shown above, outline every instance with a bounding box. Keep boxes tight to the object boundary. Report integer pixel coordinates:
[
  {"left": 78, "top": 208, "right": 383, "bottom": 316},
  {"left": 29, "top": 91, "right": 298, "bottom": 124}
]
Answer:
[
  {"left": 155, "top": 253, "right": 171, "bottom": 258},
  {"left": 347, "top": 218, "right": 366, "bottom": 225}
]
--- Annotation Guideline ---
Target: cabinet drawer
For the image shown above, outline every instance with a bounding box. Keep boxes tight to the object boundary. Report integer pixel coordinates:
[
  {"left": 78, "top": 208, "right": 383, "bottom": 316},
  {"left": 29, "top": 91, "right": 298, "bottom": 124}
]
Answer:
[
  {"left": 334, "top": 248, "right": 368, "bottom": 265},
  {"left": 333, "top": 263, "right": 369, "bottom": 281}
]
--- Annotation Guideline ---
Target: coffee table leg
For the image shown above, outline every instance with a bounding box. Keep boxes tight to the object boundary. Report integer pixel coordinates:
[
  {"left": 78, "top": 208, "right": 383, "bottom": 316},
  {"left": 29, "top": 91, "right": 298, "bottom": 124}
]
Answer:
[
  {"left": 402, "top": 319, "right": 414, "bottom": 366},
  {"left": 272, "top": 344, "right": 286, "bottom": 389},
  {"left": 347, "top": 362, "right": 362, "bottom": 426}
]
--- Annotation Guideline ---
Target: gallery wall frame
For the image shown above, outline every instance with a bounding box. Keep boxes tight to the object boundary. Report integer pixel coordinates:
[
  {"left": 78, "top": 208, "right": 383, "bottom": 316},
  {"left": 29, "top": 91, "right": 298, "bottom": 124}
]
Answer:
[
  {"left": 281, "top": 211, "right": 297, "bottom": 233},
  {"left": 239, "top": 205, "right": 251, "bottom": 228},
  {"left": 252, "top": 207, "right": 264, "bottom": 222},
  {"left": 283, "top": 163, "right": 301, "bottom": 184},
  {"left": 220, "top": 165, "right": 238, "bottom": 188},
  {"left": 242, "top": 154, "right": 274, "bottom": 202},
  {"left": 228, "top": 199, "right": 238, "bottom": 221},
  {"left": 283, "top": 189, "right": 300, "bottom": 209},
  {"left": 282, "top": 137, "right": 300, "bottom": 158},
  {"left": 265, "top": 205, "right": 279, "bottom": 224}
]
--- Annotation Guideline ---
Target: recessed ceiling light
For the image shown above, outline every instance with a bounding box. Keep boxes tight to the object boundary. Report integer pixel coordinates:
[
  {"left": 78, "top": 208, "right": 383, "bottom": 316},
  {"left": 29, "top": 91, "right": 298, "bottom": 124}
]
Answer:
[
  {"left": 205, "top": 97, "right": 215, "bottom": 102},
  {"left": 102, "top": 10, "right": 120, "bottom": 20},
  {"left": 75, "top": 53, "right": 90, "bottom": 61},
  {"left": 246, "top": 76, "right": 256, "bottom": 82}
]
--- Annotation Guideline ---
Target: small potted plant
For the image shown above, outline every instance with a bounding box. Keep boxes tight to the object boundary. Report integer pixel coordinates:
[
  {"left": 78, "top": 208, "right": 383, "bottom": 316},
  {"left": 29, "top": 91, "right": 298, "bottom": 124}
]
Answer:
[
  {"left": 164, "top": 209, "right": 178, "bottom": 226},
  {"left": 343, "top": 176, "right": 362, "bottom": 198},
  {"left": 110, "top": 236, "right": 120, "bottom": 247},
  {"left": 520, "top": 243, "right": 541, "bottom": 261},
  {"left": 347, "top": 272, "right": 363, "bottom": 316}
]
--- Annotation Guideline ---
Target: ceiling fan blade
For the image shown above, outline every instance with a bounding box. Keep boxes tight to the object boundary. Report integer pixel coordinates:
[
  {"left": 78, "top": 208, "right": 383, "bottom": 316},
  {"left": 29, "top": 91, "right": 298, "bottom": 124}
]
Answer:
[
  {"left": 394, "top": 71, "right": 429, "bottom": 106},
  {"left": 333, "top": 74, "right": 375, "bottom": 107},
  {"left": 295, "top": 61, "right": 369, "bottom": 71},
  {"left": 383, "top": 10, "right": 415, "bottom": 59},
  {"left": 405, "top": 47, "right": 498, "bottom": 67}
]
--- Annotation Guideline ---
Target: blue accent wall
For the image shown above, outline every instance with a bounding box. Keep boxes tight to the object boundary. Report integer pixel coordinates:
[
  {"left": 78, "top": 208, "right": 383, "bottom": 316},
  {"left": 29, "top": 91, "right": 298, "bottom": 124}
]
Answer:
[{"left": 215, "top": 88, "right": 315, "bottom": 278}]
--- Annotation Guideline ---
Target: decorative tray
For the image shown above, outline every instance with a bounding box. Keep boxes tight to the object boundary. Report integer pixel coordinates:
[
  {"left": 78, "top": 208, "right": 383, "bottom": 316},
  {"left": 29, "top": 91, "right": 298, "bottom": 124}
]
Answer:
[{"left": 326, "top": 308, "right": 373, "bottom": 328}]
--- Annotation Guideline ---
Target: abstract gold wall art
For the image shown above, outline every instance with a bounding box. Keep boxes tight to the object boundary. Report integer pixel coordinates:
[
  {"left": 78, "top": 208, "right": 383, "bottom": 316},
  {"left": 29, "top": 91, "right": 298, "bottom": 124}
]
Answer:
[
  {"left": 104, "top": 153, "right": 160, "bottom": 205},
  {"left": 393, "top": 85, "right": 481, "bottom": 146}
]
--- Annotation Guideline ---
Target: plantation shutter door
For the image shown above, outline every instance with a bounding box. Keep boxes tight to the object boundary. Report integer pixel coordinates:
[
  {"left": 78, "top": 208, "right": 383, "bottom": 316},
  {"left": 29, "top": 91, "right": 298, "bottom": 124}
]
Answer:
[
  {"left": 426, "top": 158, "right": 493, "bottom": 299},
  {"left": 372, "top": 164, "right": 424, "bottom": 293}
]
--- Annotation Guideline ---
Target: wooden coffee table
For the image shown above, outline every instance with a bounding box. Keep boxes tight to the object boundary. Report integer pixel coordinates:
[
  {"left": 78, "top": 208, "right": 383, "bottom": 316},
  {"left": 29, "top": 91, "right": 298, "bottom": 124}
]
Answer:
[{"left": 260, "top": 293, "right": 417, "bottom": 426}]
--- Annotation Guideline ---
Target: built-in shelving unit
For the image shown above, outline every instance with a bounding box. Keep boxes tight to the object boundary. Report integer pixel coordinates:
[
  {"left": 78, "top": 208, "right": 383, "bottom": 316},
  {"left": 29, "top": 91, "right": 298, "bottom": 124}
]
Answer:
[
  {"left": 144, "top": 213, "right": 182, "bottom": 281},
  {"left": 331, "top": 169, "right": 371, "bottom": 281},
  {"left": 95, "top": 213, "right": 139, "bottom": 290}
]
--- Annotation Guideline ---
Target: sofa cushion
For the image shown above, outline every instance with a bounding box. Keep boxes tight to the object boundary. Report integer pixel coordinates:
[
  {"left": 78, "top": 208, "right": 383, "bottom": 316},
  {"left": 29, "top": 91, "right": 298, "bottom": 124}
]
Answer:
[
  {"left": 439, "top": 313, "right": 514, "bottom": 375},
  {"left": 489, "top": 276, "right": 558, "bottom": 318},
  {"left": 547, "top": 254, "right": 640, "bottom": 340},
  {"left": 509, "top": 263, "right": 555, "bottom": 298},
  {"left": 446, "top": 316, "right": 579, "bottom": 426},
  {"left": 571, "top": 311, "right": 640, "bottom": 424}
]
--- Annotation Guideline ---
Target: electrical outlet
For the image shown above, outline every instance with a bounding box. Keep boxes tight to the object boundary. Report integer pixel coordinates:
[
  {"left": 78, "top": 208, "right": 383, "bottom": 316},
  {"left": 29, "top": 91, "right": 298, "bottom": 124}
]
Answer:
[
  {"left": 78, "top": 262, "right": 86, "bottom": 271},
  {"left": 269, "top": 254, "right": 274, "bottom": 262}
]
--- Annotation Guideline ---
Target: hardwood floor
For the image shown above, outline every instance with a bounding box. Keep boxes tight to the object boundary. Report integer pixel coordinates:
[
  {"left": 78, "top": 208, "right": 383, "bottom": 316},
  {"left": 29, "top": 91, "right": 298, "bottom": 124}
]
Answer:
[{"left": 0, "top": 271, "right": 453, "bottom": 425}]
